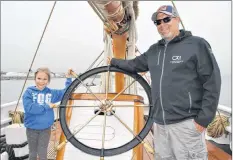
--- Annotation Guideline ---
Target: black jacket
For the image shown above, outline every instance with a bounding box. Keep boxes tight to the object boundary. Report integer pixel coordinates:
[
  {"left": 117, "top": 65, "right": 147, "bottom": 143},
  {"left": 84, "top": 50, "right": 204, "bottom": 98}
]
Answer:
[{"left": 111, "top": 30, "right": 221, "bottom": 127}]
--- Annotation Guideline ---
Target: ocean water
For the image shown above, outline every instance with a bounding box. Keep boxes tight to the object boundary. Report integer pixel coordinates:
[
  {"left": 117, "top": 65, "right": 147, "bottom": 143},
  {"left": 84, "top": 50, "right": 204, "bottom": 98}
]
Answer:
[{"left": 1, "top": 75, "right": 232, "bottom": 107}]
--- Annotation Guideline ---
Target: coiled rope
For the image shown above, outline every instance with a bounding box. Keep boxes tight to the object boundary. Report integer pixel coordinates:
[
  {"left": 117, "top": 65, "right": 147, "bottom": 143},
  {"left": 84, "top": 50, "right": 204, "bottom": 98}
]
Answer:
[
  {"left": 207, "top": 111, "right": 230, "bottom": 138},
  {"left": 9, "top": 111, "right": 24, "bottom": 124}
]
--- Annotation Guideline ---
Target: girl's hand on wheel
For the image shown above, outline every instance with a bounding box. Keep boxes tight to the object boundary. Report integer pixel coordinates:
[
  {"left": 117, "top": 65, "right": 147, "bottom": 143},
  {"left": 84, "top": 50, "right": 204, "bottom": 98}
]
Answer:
[{"left": 66, "top": 68, "right": 73, "bottom": 78}]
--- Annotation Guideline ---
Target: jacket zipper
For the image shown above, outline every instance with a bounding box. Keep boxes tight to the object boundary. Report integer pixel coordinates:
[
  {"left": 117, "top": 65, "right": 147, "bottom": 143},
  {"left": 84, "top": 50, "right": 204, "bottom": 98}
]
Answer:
[
  {"left": 188, "top": 92, "right": 192, "bottom": 113},
  {"left": 159, "top": 44, "right": 168, "bottom": 125},
  {"left": 157, "top": 50, "right": 161, "bottom": 65}
]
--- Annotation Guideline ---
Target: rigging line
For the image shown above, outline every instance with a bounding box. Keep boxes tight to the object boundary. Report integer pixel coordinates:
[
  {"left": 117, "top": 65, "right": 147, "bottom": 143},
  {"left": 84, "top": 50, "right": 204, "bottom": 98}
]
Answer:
[
  {"left": 12, "top": 1, "right": 57, "bottom": 122},
  {"left": 135, "top": 46, "right": 150, "bottom": 84},
  {"left": 170, "top": 0, "right": 185, "bottom": 30},
  {"left": 88, "top": 1, "right": 106, "bottom": 23},
  {"left": 86, "top": 50, "right": 104, "bottom": 72},
  {"left": 88, "top": 1, "right": 110, "bottom": 26},
  {"left": 85, "top": 59, "right": 104, "bottom": 93}
]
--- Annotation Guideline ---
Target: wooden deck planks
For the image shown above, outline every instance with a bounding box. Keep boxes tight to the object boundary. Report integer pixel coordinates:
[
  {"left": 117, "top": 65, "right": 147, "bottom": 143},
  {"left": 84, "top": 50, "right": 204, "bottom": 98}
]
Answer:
[{"left": 50, "top": 122, "right": 232, "bottom": 160}]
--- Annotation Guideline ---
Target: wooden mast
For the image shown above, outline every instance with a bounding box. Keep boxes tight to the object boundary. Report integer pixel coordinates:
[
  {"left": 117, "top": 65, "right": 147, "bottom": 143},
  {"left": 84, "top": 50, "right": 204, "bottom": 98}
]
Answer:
[
  {"left": 112, "top": 33, "right": 127, "bottom": 92},
  {"left": 56, "top": 2, "right": 144, "bottom": 159}
]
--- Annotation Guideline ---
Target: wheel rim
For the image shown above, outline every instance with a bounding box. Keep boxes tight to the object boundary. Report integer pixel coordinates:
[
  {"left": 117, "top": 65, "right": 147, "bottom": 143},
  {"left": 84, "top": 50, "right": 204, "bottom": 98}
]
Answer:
[{"left": 59, "top": 66, "right": 153, "bottom": 156}]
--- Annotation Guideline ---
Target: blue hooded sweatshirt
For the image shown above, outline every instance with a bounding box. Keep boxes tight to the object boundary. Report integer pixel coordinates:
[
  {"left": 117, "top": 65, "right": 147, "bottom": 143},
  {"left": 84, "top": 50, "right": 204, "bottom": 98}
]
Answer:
[{"left": 23, "top": 78, "right": 72, "bottom": 130}]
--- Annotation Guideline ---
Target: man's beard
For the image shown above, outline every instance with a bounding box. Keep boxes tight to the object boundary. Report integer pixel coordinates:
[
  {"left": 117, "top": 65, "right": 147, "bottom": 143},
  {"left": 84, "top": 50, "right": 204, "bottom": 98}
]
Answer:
[{"left": 160, "top": 32, "right": 174, "bottom": 41}]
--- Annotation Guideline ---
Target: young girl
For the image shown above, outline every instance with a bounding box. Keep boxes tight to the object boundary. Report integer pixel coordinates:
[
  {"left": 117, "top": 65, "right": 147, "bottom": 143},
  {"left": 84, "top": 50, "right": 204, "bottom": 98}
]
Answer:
[{"left": 23, "top": 67, "right": 73, "bottom": 160}]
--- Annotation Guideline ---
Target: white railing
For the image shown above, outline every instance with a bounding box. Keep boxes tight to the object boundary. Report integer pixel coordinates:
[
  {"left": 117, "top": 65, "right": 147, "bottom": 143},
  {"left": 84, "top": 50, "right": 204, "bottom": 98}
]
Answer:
[
  {"left": 1, "top": 100, "right": 60, "bottom": 127},
  {"left": 1, "top": 100, "right": 22, "bottom": 108},
  {"left": 1, "top": 100, "right": 24, "bottom": 125},
  {"left": 218, "top": 104, "right": 231, "bottom": 116}
]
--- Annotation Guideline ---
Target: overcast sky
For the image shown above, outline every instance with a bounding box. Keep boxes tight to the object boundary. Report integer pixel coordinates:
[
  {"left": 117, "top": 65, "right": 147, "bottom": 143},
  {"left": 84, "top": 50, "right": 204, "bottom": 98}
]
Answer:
[{"left": 1, "top": 1, "right": 232, "bottom": 76}]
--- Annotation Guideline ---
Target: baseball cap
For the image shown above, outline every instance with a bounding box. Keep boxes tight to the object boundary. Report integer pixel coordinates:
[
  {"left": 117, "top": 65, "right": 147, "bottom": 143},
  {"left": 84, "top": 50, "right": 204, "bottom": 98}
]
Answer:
[{"left": 151, "top": 5, "right": 179, "bottom": 21}]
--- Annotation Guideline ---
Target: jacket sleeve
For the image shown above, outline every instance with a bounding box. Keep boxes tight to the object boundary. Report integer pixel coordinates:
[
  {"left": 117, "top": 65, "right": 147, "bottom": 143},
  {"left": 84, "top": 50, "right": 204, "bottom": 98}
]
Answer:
[
  {"left": 110, "top": 48, "right": 151, "bottom": 73},
  {"left": 23, "top": 90, "right": 50, "bottom": 115},
  {"left": 51, "top": 78, "right": 72, "bottom": 103},
  {"left": 194, "top": 39, "right": 221, "bottom": 128}
]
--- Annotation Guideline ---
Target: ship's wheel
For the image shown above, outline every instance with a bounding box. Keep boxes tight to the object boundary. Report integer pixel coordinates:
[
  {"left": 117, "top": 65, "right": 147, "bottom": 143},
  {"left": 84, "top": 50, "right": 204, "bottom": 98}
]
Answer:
[{"left": 59, "top": 66, "right": 154, "bottom": 157}]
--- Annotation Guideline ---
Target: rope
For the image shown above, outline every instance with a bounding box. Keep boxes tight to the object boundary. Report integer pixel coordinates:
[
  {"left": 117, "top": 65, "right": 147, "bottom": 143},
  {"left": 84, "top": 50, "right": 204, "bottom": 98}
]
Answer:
[
  {"left": 5, "top": 145, "right": 15, "bottom": 160},
  {"left": 105, "top": 2, "right": 123, "bottom": 20},
  {"left": 88, "top": 1, "right": 106, "bottom": 23},
  {"left": 12, "top": 1, "right": 57, "bottom": 123},
  {"left": 14, "top": 154, "right": 29, "bottom": 160},
  {"left": 9, "top": 111, "right": 24, "bottom": 124},
  {"left": 85, "top": 50, "right": 104, "bottom": 72},
  {"left": 207, "top": 111, "right": 230, "bottom": 138},
  {"left": 0, "top": 136, "right": 6, "bottom": 154},
  {"left": 124, "top": 1, "right": 138, "bottom": 94},
  {"left": 134, "top": 46, "right": 151, "bottom": 85},
  {"left": 101, "top": 33, "right": 113, "bottom": 93},
  {"left": 3, "top": 141, "right": 29, "bottom": 160},
  {"left": 170, "top": 0, "right": 185, "bottom": 30},
  {"left": 126, "top": 1, "right": 137, "bottom": 59},
  {"left": 90, "top": 1, "right": 134, "bottom": 35},
  {"left": 9, "top": 142, "right": 28, "bottom": 148}
]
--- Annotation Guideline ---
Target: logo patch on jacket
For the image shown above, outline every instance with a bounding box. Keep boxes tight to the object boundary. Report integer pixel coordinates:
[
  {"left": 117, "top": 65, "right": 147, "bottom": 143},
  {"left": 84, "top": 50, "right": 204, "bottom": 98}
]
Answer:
[
  {"left": 32, "top": 93, "right": 52, "bottom": 105},
  {"left": 170, "top": 56, "right": 183, "bottom": 64}
]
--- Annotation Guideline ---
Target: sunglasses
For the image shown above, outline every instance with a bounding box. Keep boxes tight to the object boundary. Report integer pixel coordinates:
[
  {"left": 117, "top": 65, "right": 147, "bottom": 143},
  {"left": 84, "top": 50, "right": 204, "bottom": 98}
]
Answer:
[{"left": 154, "top": 17, "right": 173, "bottom": 26}]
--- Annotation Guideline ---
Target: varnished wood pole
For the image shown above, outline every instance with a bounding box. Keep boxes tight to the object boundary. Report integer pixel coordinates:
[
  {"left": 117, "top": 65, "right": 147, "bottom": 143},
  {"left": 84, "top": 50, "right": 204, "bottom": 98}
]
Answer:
[
  {"left": 112, "top": 33, "right": 127, "bottom": 92},
  {"left": 133, "top": 101, "right": 144, "bottom": 160},
  {"left": 56, "top": 100, "right": 73, "bottom": 160}
]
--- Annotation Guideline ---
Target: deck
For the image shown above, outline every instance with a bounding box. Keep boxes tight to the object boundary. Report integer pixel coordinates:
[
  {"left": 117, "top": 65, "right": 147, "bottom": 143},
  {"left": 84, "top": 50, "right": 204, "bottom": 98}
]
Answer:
[{"left": 49, "top": 122, "right": 232, "bottom": 160}]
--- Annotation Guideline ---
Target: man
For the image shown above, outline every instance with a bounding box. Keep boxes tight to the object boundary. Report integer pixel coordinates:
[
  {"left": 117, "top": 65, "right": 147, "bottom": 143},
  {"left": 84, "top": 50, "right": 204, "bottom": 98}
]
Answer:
[{"left": 109, "top": 5, "right": 221, "bottom": 160}]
